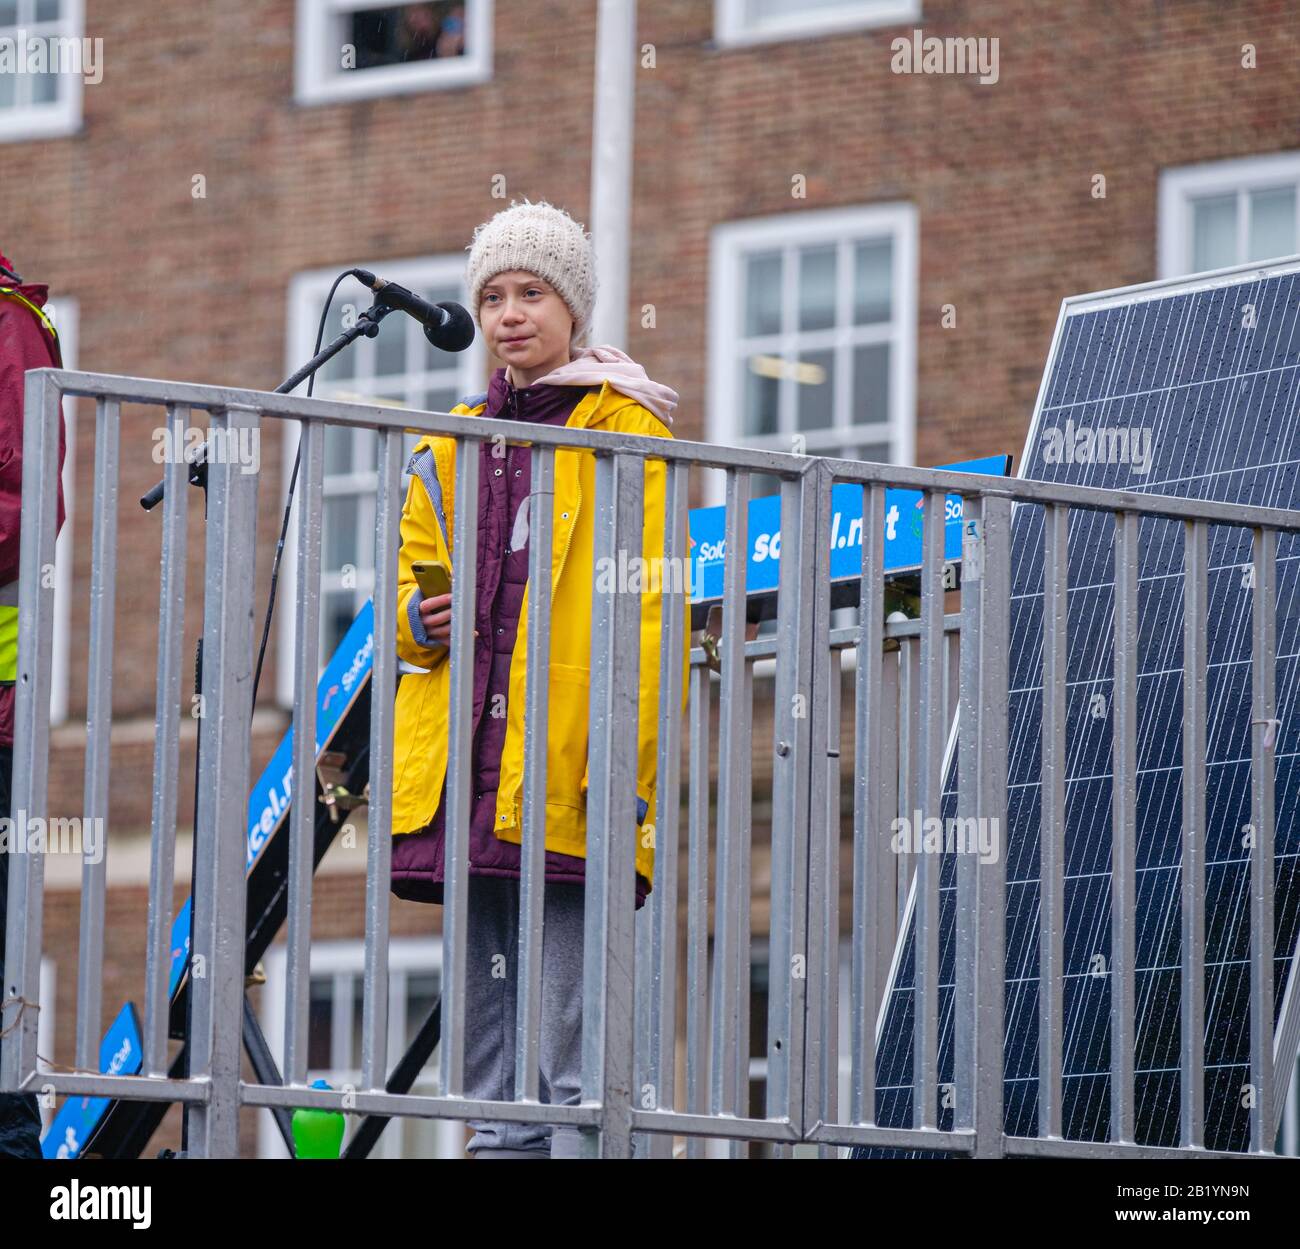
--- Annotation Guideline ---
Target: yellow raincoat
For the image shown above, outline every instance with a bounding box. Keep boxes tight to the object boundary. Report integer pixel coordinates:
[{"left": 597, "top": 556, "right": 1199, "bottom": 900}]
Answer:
[{"left": 391, "top": 381, "right": 691, "bottom": 888}]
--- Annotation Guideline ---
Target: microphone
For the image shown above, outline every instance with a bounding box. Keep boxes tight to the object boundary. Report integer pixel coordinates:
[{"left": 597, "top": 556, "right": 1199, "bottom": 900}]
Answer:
[{"left": 351, "top": 269, "right": 475, "bottom": 352}]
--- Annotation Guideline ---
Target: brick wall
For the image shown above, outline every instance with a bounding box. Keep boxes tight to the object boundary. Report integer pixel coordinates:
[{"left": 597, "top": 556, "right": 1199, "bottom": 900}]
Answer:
[
  {"left": 4, "top": 0, "right": 1294, "bottom": 804},
  {"left": 5, "top": 0, "right": 1297, "bottom": 1154}
]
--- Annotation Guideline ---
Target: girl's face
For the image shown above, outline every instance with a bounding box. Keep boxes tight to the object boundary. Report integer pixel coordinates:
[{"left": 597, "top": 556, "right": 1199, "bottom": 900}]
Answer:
[{"left": 480, "top": 270, "right": 574, "bottom": 381}]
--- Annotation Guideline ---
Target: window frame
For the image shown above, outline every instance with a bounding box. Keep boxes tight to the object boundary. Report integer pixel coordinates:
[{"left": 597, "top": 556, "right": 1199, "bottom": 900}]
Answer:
[
  {"left": 258, "top": 935, "right": 459, "bottom": 1158},
  {"left": 706, "top": 202, "right": 918, "bottom": 506},
  {"left": 294, "top": 0, "right": 493, "bottom": 106},
  {"left": 278, "top": 255, "right": 486, "bottom": 709},
  {"left": 1157, "top": 150, "right": 1300, "bottom": 280},
  {"left": 0, "top": 0, "right": 85, "bottom": 144},
  {"left": 714, "top": 0, "right": 921, "bottom": 49}
]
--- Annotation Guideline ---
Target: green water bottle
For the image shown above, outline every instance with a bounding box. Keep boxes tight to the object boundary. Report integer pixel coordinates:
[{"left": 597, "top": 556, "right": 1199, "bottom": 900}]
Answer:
[{"left": 292, "top": 1078, "right": 345, "bottom": 1158}]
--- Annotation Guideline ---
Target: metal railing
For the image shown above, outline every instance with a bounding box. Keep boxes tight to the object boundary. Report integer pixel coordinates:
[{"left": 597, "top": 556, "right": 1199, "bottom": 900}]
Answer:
[{"left": 3, "top": 367, "right": 1299, "bottom": 1158}]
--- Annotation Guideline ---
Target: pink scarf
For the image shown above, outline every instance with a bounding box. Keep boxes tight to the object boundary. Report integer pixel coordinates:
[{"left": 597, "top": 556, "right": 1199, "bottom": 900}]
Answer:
[{"left": 529, "top": 344, "right": 678, "bottom": 425}]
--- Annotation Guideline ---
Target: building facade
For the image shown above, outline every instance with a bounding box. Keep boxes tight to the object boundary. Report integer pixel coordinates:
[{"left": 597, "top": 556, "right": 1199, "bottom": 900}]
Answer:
[{"left": 3, "top": 0, "right": 1299, "bottom": 1155}]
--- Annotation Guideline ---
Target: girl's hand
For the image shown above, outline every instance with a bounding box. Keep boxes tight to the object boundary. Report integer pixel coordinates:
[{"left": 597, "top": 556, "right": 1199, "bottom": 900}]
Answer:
[{"left": 419, "top": 591, "right": 452, "bottom": 644}]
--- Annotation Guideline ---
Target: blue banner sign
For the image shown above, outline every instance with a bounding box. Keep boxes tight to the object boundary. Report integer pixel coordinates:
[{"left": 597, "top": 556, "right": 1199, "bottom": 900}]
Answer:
[
  {"left": 687, "top": 455, "right": 1010, "bottom": 604},
  {"left": 41, "top": 1004, "right": 142, "bottom": 1159}
]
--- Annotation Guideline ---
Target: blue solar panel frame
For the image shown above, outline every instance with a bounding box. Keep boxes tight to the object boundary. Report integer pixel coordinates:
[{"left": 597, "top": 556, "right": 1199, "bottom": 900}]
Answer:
[{"left": 854, "top": 255, "right": 1300, "bottom": 1157}]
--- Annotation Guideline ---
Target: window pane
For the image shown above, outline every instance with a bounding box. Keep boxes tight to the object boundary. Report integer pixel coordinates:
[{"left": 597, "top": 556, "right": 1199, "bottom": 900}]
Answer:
[
  {"left": 0, "top": 71, "right": 14, "bottom": 109},
  {"left": 420, "top": 344, "right": 463, "bottom": 376},
  {"left": 375, "top": 315, "right": 408, "bottom": 378},
  {"left": 794, "top": 349, "right": 834, "bottom": 431},
  {"left": 741, "top": 354, "right": 779, "bottom": 437},
  {"left": 840, "top": 441, "right": 891, "bottom": 465},
  {"left": 748, "top": 471, "right": 784, "bottom": 501},
  {"left": 0, "top": 2, "right": 18, "bottom": 24},
  {"left": 348, "top": 2, "right": 467, "bottom": 70},
  {"left": 325, "top": 495, "right": 360, "bottom": 569},
  {"left": 1248, "top": 186, "right": 1296, "bottom": 262},
  {"left": 1191, "top": 194, "right": 1237, "bottom": 271},
  {"left": 323, "top": 589, "right": 357, "bottom": 658},
  {"left": 744, "top": 251, "right": 782, "bottom": 337},
  {"left": 405, "top": 971, "right": 441, "bottom": 1050},
  {"left": 324, "top": 425, "right": 354, "bottom": 477},
  {"left": 853, "top": 239, "right": 891, "bottom": 324},
  {"left": 797, "top": 244, "right": 837, "bottom": 332},
  {"left": 308, "top": 980, "right": 334, "bottom": 1070},
  {"left": 30, "top": 71, "right": 57, "bottom": 104},
  {"left": 361, "top": 429, "right": 378, "bottom": 472},
  {"left": 350, "top": 976, "right": 366, "bottom": 1071},
  {"left": 421, "top": 387, "right": 459, "bottom": 415},
  {"left": 852, "top": 343, "right": 890, "bottom": 425},
  {"left": 35, "top": 0, "right": 60, "bottom": 21}
]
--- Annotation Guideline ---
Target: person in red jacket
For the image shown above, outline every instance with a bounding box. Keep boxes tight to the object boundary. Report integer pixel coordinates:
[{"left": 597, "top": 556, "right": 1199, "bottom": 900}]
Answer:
[{"left": 0, "top": 250, "right": 67, "bottom": 1159}]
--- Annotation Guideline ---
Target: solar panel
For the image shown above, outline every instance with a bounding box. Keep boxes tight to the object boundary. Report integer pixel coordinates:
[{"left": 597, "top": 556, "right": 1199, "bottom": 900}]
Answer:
[{"left": 854, "top": 257, "right": 1300, "bottom": 1155}]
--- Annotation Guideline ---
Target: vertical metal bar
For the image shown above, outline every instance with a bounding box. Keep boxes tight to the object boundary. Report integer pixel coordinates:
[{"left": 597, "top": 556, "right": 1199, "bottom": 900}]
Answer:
[
  {"left": 766, "top": 465, "right": 817, "bottom": 1133},
  {"left": 710, "top": 466, "right": 749, "bottom": 1121},
  {"left": 954, "top": 497, "right": 983, "bottom": 1134},
  {"left": 284, "top": 417, "right": 324, "bottom": 1087},
  {"left": 581, "top": 451, "right": 643, "bottom": 1158},
  {"left": 646, "top": 459, "right": 689, "bottom": 1157},
  {"left": 974, "top": 493, "right": 1011, "bottom": 1157},
  {"left": 516, "top": 443, "right": 555, "bottom": 1104},
  {"left": 1180, "top": 519, "right": 1207, "bottom": 1148},
  {"left": 2, "top": 370, "right": 61, "bottom": 1093},
  {"left": 946, "top": 623, "right": 961, "bottom": 724},
  {"left": 685, "top": 661, "right": 711, "bottom": 1158},
  {"left": 799, "top": 461, "right": 834, "bottom": 1143},
  {"left": 1110, "top": 509, "right": 1139, "bottom": 1145},
  {"left": 440, "top": 435, "right": 480, "bottom": 1100},
  {"left": 634, "top": 865, "right": 654, "bottom": 1158},
  {"left": 913, "top": 487, "right": 945, "bottom": 1130},
  {"left": 362, "top": 427, "right": 401, "bottom": 1091},
  {"left": 75, "top": 398, "right": 118, "bottom": 1073},
  {"left": 879, "top": 645, "right": 901, "bottom": 964},
  {"left": 898, "top": 637, "right": 920, "bottom": 917},
  {"left": 143, "top": 404, "right": 189, "bottom": 1078},
  {"left": 189, "top": 405, "right": 260, "bottom": 1158},
  {"left": 731, "top": 645, "right": 755, "bottom": 1159},
  {"left": 1250, "top": 525, "right": 1277, "bottom": 1153},
  {"left": 851, "top": 483, "right": 885, "bottom": 1128},
  {"left": 818, "top": 642, "right": 843, "bottom": 1154},
  {"left": 1039, "top": 503, "right": 1068, "bottom": 1139}
]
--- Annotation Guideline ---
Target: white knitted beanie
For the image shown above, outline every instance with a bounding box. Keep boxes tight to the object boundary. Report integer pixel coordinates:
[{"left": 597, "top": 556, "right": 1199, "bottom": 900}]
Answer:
[{"left": 465, "top": 198, "right": 598, "bottom": 348}]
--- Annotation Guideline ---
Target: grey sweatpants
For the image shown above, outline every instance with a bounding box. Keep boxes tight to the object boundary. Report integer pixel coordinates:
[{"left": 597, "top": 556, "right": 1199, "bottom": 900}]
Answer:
[{"left": 461, "top": 873, "right": 585, "bottom": 1157}]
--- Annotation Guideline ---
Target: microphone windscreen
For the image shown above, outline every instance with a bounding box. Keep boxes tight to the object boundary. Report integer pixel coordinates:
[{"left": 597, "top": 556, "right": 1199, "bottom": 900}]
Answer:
[{"left": 425, "top": 302, "right": 476, "bottom": 353}]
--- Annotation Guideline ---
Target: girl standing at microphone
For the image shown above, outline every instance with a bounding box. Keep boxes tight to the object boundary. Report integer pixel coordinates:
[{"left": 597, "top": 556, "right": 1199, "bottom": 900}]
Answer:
[{"left": 389, "top": 199, "right": 690, "bottom": 1158}]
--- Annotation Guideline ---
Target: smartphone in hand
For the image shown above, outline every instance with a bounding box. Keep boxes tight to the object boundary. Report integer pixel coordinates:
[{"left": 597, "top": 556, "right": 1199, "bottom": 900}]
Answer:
[{"left": 411, "top": 558, "right": 451, "bottom": 600}]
